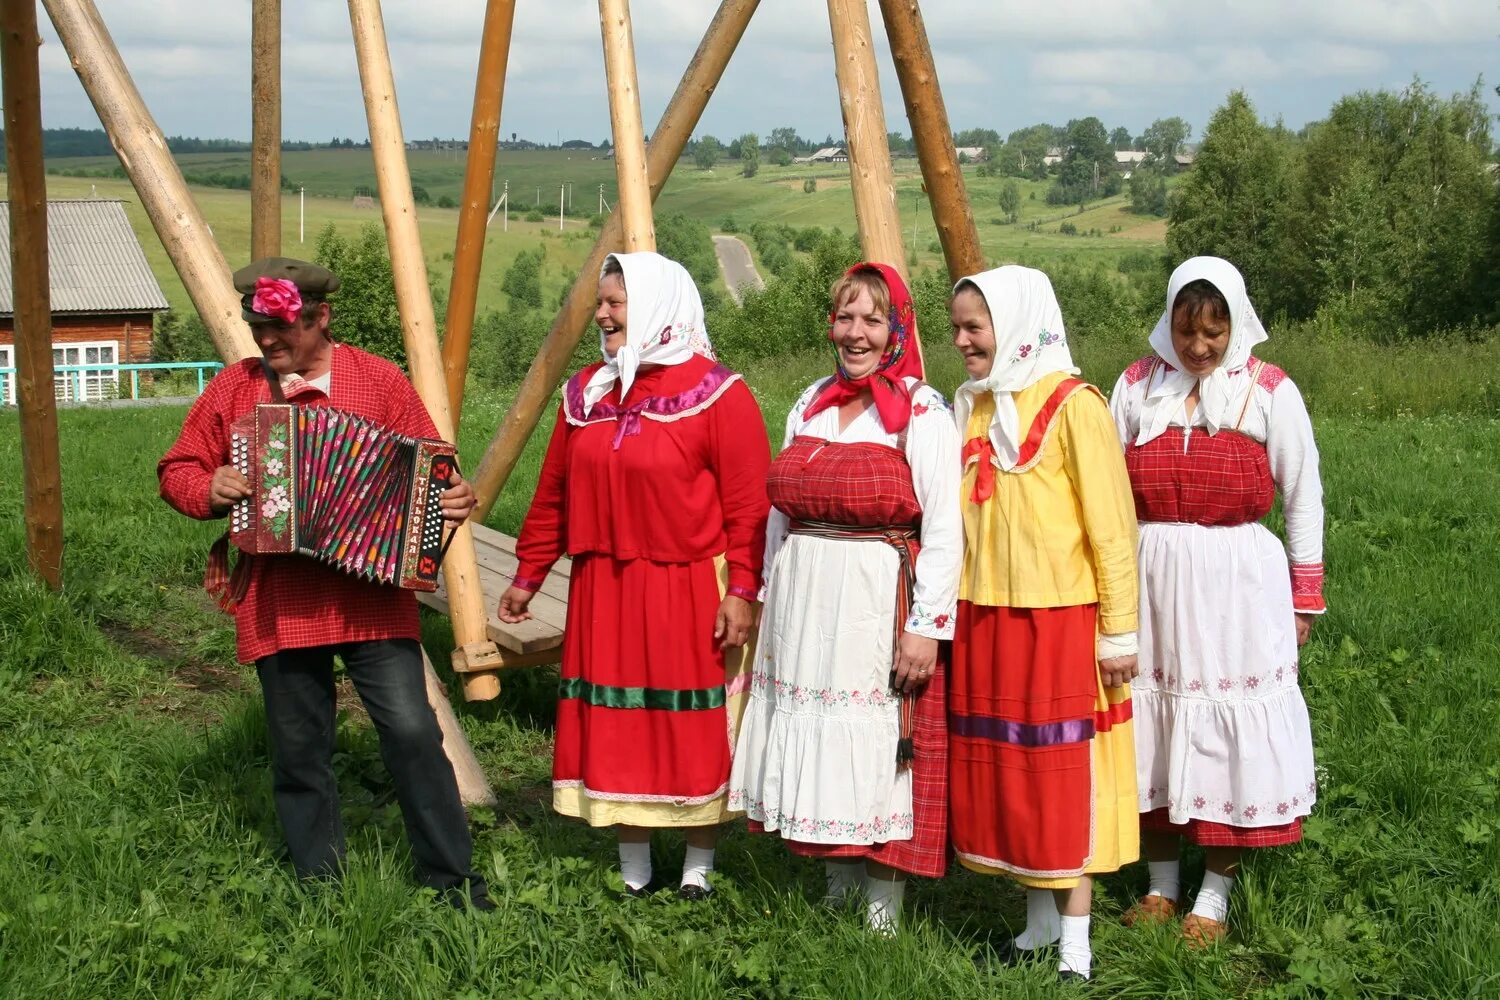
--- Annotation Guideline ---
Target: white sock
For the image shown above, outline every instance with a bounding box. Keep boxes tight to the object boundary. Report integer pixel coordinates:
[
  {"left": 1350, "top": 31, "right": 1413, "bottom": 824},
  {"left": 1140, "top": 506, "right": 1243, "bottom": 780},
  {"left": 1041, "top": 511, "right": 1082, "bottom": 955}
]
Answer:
[
  {"left": 864, "top": 873, "right": 906, "bottom": 935},
  {"left": 1013, "top": 888, "right": 1061, "bottom": 949},
  {"left": 1191, "top": 870, "right": 1234, "bottom": 923},
  {"left": 680, "top": 845, "right": 715, "bottom": 891},
  {"left": 618, "top": 840, "right": 652, "bottom": 891},
  {"left": 824, "top": 860, "right": 861, "bottom": 903},
  {"left": 1147, "top": 859, "right": 1181, "bottom": 901},
  {"left": 1057, "top": 914, "right": 1092, "bottom": 979}
]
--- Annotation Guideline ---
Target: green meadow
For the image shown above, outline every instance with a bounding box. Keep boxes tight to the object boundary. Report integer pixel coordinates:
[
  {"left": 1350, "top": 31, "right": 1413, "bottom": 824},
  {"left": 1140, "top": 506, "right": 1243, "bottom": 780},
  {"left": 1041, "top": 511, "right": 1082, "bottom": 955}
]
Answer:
[
  {"left": 2, "top": 331, "right": 1498, "bottom": 997},
  {"left": 14, "top": 149, "right": 1164, "bottom": 319}
]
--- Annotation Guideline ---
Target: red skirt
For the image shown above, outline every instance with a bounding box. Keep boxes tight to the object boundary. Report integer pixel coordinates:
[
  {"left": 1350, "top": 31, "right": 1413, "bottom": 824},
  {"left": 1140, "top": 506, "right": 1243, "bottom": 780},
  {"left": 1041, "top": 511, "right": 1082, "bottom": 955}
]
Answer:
[
  {"left": 553, "top": 553, "right": 732, "bottom": 808},
  {"left": 1140, "top": 808, "right": 1303, "bottom": 848},
  {"left": 950, "top": 602, "right": 1133, "bottom": 878},
  {"left": 746, "top": 651, "right": 950, "bottom": 878}
]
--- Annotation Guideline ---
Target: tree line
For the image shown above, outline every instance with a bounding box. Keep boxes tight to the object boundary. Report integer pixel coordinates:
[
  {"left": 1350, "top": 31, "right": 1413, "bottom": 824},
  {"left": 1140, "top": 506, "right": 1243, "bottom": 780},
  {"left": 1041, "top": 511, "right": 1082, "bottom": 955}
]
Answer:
[{"left": 1169, "top": 82, "right": 1496, "bottom": 337}]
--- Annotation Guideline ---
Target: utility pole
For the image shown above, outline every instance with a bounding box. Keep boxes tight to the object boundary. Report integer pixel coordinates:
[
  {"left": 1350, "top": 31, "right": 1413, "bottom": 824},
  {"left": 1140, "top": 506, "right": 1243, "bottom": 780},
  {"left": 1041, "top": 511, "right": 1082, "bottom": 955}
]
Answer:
[
  {"left": 559, "top": 181, "right": 565, "bottom": 231},
  {"left": 299, "top": 185, "right": 305, "bottom": 243}
]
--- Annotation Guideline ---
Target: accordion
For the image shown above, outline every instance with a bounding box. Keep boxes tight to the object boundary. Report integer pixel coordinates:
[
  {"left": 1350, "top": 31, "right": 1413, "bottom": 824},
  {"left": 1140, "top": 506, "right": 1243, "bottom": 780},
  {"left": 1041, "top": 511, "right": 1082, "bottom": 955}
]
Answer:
[{"left": 227, "top": 402, "right": 456, "bottom": 591}]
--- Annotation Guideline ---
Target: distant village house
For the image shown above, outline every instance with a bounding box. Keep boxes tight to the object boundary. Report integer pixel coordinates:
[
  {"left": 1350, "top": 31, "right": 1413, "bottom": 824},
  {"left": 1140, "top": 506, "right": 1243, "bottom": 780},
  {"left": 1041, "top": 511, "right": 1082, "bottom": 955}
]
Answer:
[
  {"left": 795, "top": 146, "right": 849, "bottom": 164},
  {"left": 0, "top": 200, "right": 168, "bottom": 405}
]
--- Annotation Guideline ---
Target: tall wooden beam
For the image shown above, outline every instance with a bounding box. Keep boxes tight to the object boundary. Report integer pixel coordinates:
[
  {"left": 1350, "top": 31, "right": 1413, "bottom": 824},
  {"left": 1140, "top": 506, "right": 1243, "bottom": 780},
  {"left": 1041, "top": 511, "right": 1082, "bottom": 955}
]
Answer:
[
  {"left": 3, "top": 0, "right": 64, "bottom": 590},
  {"left": 250, "top": 0, "right": 282, "bottom": 259},
  {"left": 877, "top": 0, "right": 983, "bottom": 280},
  {"left": 347, "top": 0, "right": 505, "bottom": 707},
  {"left": 598, "top": 0, "right": 654, "bottom": 252},
  {"left": 827, "top": 0, "right": 907, "bottom": 278},
  {"left": 42, "top": 0, "right": 259, "bottom": 363},
  {"left": 470, "top": 0, "right": 759, "bottom": 522},
  {"left": 442, "top": 0, "right": 517, "bottom": 427}
]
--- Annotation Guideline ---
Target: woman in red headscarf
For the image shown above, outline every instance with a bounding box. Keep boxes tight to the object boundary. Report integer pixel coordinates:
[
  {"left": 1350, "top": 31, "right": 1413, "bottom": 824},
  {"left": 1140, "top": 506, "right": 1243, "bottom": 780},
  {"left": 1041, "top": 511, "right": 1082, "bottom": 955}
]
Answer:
[{"left": 728, "top": 263, "right": 962, "bottom": 934}]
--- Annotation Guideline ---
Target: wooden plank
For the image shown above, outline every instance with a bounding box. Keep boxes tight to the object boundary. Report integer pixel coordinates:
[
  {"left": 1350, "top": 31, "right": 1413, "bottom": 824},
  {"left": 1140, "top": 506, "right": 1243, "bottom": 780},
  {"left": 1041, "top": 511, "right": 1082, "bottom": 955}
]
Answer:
[{"left": 415, "top": 522, "right": 573, "bottom": 657}]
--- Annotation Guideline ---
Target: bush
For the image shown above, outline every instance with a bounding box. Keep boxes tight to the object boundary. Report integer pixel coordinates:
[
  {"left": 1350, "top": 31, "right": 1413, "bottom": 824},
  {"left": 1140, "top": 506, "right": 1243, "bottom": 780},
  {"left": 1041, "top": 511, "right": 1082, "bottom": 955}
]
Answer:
[
  {"left": 501, "top": 248, "right": 545, "bottom": 310},
  {"left": 436, "top": 195, "right": 457, "bottom": 209},
  {"left": 525, "top": 208, "right": 545, "bottom": 223},
  {"left": 802, "top": 177, "right": 817, "bottom": 194},
  {"left": 720, "top": 215, "right": 740, "bottom": 234},
  {"left": 313, "top": 223, "right": 406, "bottom": 367},
  {"left": 151, "top": 308, "right": 216, "bottom": 362}
]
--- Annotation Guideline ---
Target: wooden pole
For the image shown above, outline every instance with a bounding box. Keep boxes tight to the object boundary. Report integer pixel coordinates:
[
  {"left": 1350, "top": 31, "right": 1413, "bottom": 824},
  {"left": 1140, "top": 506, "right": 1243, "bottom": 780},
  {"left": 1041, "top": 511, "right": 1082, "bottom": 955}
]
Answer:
[
  {"left": 422, "top": 649, "right": 497, "bottom": 808},
  {"left": 250, "top": 0, "right": 281, "bottom": 259},
  {"left": 3, "top": 0, "right": 64, "bottom": 590},
  {"left": 442, "top": 0, "right": 517, "bottom": 427},
  {"left": 598, "top": 0, "right": 654, "bottom": 252},
  {"left": 470, "top": 0, "right": 760, "bottom": 521},
  {"left": 42, "top": 0, "right": 259, "bottom": 363},
  {"left": 348, "top": 0, "right": 505, "bottom": 704},
  {"left": 877, "top": 0, "right": 983, "bottom": 279},
  {"left": 826, "top": 0, "right": 906, "bottom": 269}
]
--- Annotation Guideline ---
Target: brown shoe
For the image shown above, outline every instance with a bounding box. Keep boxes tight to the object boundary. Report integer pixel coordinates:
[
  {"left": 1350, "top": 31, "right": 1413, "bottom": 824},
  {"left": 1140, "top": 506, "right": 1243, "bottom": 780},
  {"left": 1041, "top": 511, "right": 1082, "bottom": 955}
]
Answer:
[
  {"left": 1182, "top": 912, "right": 1228, "bottom": 948},
  {"left": 1122, "top": 893, "right": 1179, "bottom": 927}
]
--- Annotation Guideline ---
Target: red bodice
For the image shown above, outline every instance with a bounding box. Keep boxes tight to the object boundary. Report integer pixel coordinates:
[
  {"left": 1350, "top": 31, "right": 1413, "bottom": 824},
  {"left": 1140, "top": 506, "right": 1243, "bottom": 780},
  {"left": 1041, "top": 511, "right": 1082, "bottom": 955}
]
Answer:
[
  {"left": 1125, "top": 428, "right": 1274, "bottom": 527},
  {"left": 767, "top": 437, "right": 921, "bottom": 528}
]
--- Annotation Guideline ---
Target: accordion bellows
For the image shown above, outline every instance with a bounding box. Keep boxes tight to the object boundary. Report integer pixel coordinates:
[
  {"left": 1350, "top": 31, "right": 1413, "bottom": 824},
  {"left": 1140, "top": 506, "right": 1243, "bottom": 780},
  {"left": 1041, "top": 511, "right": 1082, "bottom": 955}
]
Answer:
[{"left": 228, "top": 403, "right": 455, "bottom": 591}]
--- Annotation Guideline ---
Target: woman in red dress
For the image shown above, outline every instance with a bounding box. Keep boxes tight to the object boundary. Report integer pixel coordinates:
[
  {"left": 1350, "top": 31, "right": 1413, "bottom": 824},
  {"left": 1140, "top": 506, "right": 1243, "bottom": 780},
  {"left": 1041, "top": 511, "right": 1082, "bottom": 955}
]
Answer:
[{"left": 499, "top": 252, "right": 770, "bottom": 900}]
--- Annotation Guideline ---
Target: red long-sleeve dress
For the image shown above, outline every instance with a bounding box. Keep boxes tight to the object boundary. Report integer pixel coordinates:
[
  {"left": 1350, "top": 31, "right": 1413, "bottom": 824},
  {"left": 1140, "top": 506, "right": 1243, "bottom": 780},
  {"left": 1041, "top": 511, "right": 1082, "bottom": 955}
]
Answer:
[
  {"left": 513, "top": 354, "right": 771, "bottom": 826},
  {"left": 157, "top": 345, "right": 440, "bottom": 663}
]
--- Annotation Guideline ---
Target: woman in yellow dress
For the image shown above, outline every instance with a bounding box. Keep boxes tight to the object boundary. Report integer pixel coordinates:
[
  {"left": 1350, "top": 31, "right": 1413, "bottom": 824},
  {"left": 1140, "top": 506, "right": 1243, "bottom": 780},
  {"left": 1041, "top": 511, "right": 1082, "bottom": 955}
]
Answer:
[{"left": 947, "top": 265, "right": 1140, "bottom": 983}]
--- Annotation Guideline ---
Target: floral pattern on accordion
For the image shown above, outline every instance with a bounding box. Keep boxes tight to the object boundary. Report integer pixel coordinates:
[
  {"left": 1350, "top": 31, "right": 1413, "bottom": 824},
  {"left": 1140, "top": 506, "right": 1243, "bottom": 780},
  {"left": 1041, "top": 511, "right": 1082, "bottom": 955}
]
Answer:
[{"left": 260, "top": 423, "right": 293, "bottom": 538}]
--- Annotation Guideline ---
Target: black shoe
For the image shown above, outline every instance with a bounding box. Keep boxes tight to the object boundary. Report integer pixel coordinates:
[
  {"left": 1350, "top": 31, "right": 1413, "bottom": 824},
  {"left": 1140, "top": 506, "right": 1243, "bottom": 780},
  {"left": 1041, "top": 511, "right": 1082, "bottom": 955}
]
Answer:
[
  {"left": 677, "top": 882, "right": 713, "bottom": 902},
  {"left": 441, "top": 888, "right": 496, "bottom": 913},
  {"left": 623, "top": 881, "right": 655, "bottom": 898},
  {"left": 1058, "top": 970, "right": 1089, "bottom": 984},
  {"left": 975, "top": 937, "right": 1055, "bottom": 971}
]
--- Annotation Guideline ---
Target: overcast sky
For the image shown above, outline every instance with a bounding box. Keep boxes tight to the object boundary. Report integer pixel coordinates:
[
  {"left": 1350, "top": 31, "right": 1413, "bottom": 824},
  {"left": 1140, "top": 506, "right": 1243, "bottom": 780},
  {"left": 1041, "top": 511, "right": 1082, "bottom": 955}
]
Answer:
[{"left": 32, "top": 1, "right": 1500, "bottom": 147}]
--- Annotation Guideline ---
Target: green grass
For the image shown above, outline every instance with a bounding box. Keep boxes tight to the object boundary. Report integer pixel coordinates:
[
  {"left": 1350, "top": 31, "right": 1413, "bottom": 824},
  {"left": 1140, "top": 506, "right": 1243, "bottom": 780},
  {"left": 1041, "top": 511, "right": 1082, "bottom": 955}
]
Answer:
[{"left": 1, "top": 345, "right": 1498, "bottom": 998}]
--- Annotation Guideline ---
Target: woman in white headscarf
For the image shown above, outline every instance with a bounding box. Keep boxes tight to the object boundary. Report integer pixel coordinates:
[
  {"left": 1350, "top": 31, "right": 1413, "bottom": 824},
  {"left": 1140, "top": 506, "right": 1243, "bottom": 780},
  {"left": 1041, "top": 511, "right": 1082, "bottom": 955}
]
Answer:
[
  {"left": 1109, "top": 256, "right": 1323, "bottom": 947},
  {"left": 948, "top": 266, "right": 1140, "bottom": 984},
  {"left": 499, "top": 252, "right": 771, "bottom": 900}
]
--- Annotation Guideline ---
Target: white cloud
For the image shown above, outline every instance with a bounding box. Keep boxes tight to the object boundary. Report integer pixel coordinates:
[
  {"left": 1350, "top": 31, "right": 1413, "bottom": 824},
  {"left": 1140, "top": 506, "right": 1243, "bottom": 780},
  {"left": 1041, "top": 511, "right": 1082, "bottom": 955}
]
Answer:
[{"left": 28, "top": 0, "right": 1497, "bottom": 143}]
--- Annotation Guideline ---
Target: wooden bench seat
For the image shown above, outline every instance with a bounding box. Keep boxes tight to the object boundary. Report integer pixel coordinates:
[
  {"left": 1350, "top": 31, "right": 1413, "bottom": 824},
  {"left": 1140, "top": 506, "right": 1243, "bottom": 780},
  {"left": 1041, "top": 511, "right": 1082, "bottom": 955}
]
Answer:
[{"left": 416, "top": 523, "right": 571, "bottom": 669}]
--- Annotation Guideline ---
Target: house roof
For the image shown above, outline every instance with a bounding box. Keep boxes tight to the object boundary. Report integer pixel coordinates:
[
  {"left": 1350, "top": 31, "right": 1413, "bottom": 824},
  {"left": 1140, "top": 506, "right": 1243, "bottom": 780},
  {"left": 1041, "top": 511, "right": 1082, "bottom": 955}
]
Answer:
[
  {"left": 1115, "top": 150, "right": 1148, "bottom": 165},
  {"left": 0, "top": 200, "right": 169, "bottom": 316}
]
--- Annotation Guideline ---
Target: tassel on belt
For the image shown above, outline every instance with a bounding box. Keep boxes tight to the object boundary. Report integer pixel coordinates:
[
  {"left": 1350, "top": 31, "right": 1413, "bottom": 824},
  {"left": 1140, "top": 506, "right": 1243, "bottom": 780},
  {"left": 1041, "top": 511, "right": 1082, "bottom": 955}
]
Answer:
[{"left": 787, "top": 519, "right": 921, "bottom": 768}]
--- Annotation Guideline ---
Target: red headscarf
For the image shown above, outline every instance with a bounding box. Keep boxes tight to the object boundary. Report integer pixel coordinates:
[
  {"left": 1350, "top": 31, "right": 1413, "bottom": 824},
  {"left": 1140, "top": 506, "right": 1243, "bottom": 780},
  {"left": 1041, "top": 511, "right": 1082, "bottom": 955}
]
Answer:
[{"left": 801, "top": 262, "right": 925, "bottom": 433}]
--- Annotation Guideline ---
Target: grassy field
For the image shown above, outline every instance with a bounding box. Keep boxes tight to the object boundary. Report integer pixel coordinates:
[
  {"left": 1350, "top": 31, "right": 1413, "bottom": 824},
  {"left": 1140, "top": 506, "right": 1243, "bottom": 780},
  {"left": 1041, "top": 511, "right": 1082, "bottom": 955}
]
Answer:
[
  {"left": 5, "top": 149, "right": 1166, "bottom": 324},
  {"left": 1, "top": 337, "right": 1498, "bottom": 998}
]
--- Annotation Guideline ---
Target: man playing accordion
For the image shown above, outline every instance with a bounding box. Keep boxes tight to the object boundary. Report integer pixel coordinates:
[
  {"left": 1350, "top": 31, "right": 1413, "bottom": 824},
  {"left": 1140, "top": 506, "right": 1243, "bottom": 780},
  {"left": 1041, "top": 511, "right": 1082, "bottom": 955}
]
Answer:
[{"left": 158, "top": 257, "right": 491, "bottom": 910}]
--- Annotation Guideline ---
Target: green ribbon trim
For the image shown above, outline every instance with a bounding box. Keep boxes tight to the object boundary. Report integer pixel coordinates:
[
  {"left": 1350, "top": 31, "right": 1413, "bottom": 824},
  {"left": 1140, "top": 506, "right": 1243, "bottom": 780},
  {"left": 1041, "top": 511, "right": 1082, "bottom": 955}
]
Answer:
[{"left": 558, "top": 677, "right": 726, "bottom": 712}]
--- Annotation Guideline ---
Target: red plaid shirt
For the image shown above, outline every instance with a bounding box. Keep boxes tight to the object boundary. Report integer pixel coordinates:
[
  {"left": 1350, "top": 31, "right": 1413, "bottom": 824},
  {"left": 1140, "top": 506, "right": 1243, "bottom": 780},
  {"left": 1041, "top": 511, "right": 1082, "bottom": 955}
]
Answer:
[{"left": 158, "top": 344, "right": 442, "bottom": 663}]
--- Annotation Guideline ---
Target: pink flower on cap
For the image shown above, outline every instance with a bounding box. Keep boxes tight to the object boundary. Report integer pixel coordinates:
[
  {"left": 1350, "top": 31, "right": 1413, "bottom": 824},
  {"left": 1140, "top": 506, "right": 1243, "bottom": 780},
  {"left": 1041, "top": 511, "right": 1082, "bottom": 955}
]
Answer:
[{"left": 252, "top": 277, "right": 303, "bottom": 324}]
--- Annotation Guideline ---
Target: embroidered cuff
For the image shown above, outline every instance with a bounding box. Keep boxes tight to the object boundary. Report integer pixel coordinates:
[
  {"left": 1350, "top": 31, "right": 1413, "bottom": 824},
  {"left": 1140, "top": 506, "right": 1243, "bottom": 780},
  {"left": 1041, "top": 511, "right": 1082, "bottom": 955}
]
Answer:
[
  {"left": 1291, "top": 563, "right": 1326, "bottom": 614},
  {"left": 510, "top": 574, "right": 546, "bottom": 593},
  {"left": 1097, "top": 630, "right": 1138, "bottom": 660},
  {"left": 905, "top": 601, "right": 955, "bottom": 641},
  {"left": 725, "top": 585, "right": 757, "bottom": 601},
  {"left": 726, "top": 565, "right": 760, "bottom": 598}
]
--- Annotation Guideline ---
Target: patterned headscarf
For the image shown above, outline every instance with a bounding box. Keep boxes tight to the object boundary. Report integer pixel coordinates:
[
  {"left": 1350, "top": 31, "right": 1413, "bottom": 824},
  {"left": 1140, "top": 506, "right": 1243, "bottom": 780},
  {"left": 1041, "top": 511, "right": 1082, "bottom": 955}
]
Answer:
[
  {"left": 1136, "top": 256, "right": 1269, "bottom": 446},
  {"left": 952, "top": 265, "right": 1080, "bottom": 471},
  {"left": 801, "top": 262, "right": 925, "bottom": 434},
  {"left": 581, "top": 251, "right": 717, "bottom": 417}
]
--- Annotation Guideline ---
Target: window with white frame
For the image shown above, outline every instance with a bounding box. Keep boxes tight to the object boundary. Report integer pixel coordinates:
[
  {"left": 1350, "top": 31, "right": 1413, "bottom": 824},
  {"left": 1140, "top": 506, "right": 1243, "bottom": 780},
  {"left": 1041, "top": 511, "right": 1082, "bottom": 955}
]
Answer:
[
  {"left": 0, "top": 345, "right": 13, "bottom": 406},
  {"left": 52, "top": 341, "right": 119, "bottom": 402}
]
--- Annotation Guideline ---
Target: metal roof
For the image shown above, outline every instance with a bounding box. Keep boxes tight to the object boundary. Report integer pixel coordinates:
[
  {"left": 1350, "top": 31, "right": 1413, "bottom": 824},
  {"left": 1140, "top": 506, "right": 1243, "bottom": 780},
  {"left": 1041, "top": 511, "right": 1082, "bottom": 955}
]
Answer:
[{"left": 0, "top": 199, "right": 170, "bottom": 316}]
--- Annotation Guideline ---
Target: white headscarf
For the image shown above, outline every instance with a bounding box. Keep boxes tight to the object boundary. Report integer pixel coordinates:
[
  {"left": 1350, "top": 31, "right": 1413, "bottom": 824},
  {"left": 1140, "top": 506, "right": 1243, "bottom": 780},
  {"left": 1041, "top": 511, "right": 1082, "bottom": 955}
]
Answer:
[
  {"left": 1136, "top": 256, "right": 1269, "bottom": 446},
  {"left": 580, "top": 251, "right": 716, "bottom": 416},
  {"left": 951, "top": 265, "right": 1081, "bottom": 470}
]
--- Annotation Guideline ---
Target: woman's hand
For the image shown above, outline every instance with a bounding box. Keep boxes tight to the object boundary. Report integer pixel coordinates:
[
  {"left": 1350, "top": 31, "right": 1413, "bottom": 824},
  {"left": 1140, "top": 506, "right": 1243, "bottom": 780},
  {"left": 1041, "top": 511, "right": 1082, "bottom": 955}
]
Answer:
[
  {"left": 209, "top": 464, "right": 252, "bottom": 516},
  {"left": 440, "top": 472, "right": 476, "bottom": 524},
  {"left": 1099, "top": 654, "right": 1139, "bottom": 689},
  {"left": 1295, "top": 613, "right": 1315, "bottom": 647},
  {"left": 714, "top": 595, "right": 753, "bottom": 648},
  {"left": 892, "top": 632, "right": 939, "bottom": 693},
  {"left": 498, "top": 585, "right": 535, "bottom": 624}
]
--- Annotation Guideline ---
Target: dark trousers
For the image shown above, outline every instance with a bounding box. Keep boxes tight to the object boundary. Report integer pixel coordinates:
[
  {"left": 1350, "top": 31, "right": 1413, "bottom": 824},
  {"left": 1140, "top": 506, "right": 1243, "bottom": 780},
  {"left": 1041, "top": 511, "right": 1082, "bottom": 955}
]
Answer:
[{"left": 255, "top": 638, "right": 485, "bottom": 897}]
